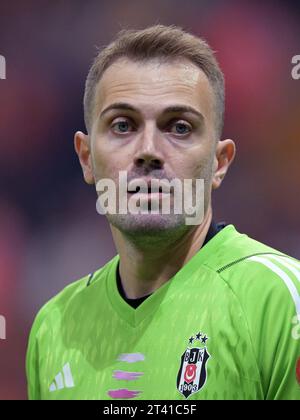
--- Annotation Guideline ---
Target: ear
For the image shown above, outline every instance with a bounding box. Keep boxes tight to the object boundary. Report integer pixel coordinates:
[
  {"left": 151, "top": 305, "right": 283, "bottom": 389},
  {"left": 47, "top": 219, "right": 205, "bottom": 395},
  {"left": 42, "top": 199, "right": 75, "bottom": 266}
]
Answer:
[
  {"left": 212, "top": 139, "right": 236, "bottom": 190},
  {"left": 74, "top": 131, "right": 95, "bottom": 185}
]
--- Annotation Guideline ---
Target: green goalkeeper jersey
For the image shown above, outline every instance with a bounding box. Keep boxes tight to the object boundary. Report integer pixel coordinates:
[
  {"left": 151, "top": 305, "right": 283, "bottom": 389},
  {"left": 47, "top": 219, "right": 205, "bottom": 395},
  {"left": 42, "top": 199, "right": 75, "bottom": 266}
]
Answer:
[{"left": 26, "top": 225, "right": 300, "bottom": 400}]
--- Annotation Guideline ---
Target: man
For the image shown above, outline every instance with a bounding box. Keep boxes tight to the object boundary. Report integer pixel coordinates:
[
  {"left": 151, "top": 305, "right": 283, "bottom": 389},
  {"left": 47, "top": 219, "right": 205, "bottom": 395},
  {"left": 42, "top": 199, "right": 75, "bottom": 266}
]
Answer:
[{"left": 26, "top": 25, "right": 300, "bottom": 400}]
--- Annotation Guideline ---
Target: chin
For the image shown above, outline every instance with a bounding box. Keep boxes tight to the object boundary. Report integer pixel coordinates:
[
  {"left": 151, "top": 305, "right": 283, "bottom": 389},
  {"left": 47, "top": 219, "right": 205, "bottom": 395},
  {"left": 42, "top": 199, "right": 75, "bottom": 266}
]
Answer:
[{"left": 107, "top": 213, "right": 187, "bottom": 236}]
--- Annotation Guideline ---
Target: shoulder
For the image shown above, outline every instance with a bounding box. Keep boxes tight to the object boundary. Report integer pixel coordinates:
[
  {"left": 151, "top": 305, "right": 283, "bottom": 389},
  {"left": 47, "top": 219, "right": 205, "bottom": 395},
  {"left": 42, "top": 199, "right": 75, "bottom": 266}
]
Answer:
[
  {"left": 29, "top": 256, "right": 119, "bottom": 339},
  {"left": 205, "top": 226, "right": 300, "bottom": 398},
  {"left": 205, "top": 225, "right": 300, "bottom": 309},
  {"left": 216, "top": 231, "right": 300, "bottom": 316},
  {"left": 204, "top": 225, "right": 300, "bottom": 346}
]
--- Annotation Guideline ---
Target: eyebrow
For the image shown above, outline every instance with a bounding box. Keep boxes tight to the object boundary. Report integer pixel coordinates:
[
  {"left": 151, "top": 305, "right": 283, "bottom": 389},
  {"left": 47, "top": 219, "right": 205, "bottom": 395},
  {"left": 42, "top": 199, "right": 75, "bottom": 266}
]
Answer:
[{"left": 99, "top": 102, "right": 204, "bottom": 121}]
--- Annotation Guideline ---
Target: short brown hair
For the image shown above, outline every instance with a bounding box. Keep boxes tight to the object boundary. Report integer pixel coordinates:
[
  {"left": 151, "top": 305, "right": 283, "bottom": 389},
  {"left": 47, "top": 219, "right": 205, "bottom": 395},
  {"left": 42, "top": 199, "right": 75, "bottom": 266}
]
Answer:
[{"left": 84, "top": 24, "right": 225, "bottom": 138}]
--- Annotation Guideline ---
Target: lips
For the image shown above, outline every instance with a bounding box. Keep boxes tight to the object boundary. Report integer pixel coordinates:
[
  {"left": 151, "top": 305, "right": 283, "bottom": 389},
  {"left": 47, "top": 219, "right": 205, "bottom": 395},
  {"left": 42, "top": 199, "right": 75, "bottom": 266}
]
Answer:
[
  {"left": 127, "top": 179, "right": 171, "bottom": 194},
  {"left": 129, "top": 185, "right": 164, "bottom": 193}
]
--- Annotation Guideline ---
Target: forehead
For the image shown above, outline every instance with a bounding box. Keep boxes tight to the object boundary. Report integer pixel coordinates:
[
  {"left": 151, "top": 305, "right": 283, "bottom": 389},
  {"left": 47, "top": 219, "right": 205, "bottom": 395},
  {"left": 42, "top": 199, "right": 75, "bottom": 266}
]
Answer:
[{"left": 94, "top": 58, "right": 215, "bottom": 119}]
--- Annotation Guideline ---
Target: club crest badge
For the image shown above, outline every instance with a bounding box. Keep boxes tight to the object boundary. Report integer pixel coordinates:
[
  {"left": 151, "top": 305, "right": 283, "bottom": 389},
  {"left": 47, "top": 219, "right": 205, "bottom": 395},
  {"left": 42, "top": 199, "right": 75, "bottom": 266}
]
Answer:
[{"left": 177, "top": 332, "right": 210, "bottom": 399}]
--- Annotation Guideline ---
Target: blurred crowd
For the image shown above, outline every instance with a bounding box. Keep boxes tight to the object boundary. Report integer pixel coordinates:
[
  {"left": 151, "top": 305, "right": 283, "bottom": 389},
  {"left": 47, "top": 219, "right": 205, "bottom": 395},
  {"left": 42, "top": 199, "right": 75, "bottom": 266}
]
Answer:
[{"left": 0, "top": 0, "right": 299, "bottom": 399}]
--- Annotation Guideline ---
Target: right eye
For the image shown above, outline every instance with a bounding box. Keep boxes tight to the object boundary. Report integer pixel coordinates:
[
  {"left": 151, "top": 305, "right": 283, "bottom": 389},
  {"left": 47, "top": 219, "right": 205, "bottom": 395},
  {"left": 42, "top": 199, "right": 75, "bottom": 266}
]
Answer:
[{"left": 111, "top": 119, "right": 135, "bottom": 134}]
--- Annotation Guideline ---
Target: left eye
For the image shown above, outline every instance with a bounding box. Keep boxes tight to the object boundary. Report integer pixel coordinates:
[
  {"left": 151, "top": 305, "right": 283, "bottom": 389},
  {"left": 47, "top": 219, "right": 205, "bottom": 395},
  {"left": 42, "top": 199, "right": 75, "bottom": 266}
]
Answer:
[{"left": 170, "top": 121, "right": 191, "bottom": 135}]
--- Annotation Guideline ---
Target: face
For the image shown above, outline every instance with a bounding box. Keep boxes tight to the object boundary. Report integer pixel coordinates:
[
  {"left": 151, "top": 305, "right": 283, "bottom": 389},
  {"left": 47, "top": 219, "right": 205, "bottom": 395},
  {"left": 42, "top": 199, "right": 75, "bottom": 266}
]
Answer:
[{"left": 75, "top": 58, "right": 235, "bottom": 238}]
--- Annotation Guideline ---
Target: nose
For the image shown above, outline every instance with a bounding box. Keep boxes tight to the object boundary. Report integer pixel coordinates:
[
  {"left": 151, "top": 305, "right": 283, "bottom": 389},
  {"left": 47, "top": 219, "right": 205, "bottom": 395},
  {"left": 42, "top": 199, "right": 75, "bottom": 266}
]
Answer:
[{"left": 133, "top": 125, "right": 165, "bottom": 170}]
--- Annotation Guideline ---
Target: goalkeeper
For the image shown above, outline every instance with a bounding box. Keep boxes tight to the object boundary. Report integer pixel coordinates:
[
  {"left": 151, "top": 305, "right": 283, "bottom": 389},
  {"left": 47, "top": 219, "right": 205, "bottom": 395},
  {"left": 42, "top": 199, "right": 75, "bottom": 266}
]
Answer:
[{"left": 27, "top": 25, "right": 300, "bottom": 400}]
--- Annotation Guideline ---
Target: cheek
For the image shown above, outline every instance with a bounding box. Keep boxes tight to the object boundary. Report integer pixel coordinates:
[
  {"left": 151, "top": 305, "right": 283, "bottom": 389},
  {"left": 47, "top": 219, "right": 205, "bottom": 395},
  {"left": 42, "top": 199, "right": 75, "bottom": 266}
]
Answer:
[
  {"left": 179, "top": 152, "right": 214, "bottom": 182},
  {"left": 91, "top": 140, "right": 129, "bottom": 183},
  {"left": 196, "top": 144, "right": 215, "bottom": 175},
  {"left": 90, "top": 141, "right": 113, "bottom": 181}
]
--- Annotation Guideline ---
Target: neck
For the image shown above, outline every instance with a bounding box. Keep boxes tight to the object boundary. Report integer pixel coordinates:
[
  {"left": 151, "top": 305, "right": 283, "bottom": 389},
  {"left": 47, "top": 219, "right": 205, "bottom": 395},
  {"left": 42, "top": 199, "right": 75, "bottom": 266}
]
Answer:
[{"left": 110, "top": 207, "right": 213, "bottom": 299}]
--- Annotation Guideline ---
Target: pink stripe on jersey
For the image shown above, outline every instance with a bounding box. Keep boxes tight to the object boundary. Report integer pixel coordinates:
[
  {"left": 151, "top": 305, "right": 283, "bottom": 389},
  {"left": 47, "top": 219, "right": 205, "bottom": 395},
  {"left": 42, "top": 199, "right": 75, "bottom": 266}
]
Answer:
[
  {"left": 113, "top": 370, "right": 144, "bottom": 381},
  {"left": 107, "top": 389, "right": 142, "bottom": 399},
  {"left": 117, "top": 353, "right": 145, "bottom": 363}
]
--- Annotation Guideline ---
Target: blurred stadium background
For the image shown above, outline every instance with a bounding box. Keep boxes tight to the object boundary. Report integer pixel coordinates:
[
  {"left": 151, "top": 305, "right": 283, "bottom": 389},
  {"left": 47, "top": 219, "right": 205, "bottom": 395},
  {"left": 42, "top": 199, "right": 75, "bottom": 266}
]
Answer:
[{"left": 0, "top": 0, "right": 299, "bottom": 399}]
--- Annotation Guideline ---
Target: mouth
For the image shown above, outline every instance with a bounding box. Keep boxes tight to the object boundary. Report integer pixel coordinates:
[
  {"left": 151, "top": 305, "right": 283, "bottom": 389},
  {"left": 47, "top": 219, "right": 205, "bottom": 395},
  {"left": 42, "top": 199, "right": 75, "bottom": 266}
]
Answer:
[
  {"left": 128, "top": 185, "right": 165, "bottom": 194},
  {"left": 127, "top": 179, "right": 171, "bottom": 195}
]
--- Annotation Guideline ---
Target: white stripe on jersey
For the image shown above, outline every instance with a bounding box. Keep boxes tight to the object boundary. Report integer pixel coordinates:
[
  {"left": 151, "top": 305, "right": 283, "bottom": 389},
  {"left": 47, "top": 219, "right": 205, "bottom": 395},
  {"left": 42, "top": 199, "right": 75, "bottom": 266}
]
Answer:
[
  {"left": 248, "top": 255, "right": 300, "bottom": 318},
  {"left": 264, "top": 255, "right": 300, "bottom": 284},
  {"left": 276, "top": 255, "right": 300, "bottom": 271},
  {"left": 63, "top": 363, "right": 74, "bottom": 388}
]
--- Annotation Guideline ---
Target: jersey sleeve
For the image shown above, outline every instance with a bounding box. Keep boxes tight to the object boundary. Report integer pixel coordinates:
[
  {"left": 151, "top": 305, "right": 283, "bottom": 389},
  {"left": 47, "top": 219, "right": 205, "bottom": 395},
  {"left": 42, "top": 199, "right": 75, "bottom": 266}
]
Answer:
[
  {"left": 222, "top": 253, "right": 300, "bottom": 399},
  {"left": 26, "top": 328, "right": 40, "bottom": 400},
  {"left": 25, "top": 276, "right": 90, "bottom": 400},
  {"left": 26, "top": 304, "right": 50, "bottom": 400}
]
